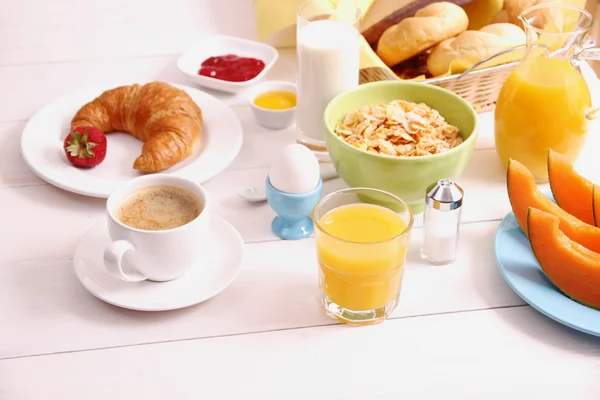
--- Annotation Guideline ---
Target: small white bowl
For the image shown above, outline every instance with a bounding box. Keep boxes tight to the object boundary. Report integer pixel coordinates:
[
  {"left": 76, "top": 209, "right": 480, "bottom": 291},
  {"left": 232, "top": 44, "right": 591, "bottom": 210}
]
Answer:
[
  {"left": 247, "top": 80, "right": 297, "bottom": 130},
  {"left": 177, "top": 34, "right": 279, "bottom": 94}
]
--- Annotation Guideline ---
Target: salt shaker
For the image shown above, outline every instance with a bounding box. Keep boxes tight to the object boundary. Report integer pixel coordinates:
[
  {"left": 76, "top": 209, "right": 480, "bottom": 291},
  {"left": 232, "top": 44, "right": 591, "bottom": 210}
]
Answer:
[{"left": 420, "top": 179, "right": 464, "bottom": 265}]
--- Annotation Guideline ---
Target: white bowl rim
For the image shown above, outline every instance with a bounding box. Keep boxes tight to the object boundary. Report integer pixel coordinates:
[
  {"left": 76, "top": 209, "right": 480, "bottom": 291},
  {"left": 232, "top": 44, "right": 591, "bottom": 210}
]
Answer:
[
  {"left": 248, "top": 80, "right": 298, "bottom": 113},
  {"left": 324, "top": 80, "right": 479, "bottom": 161},
  {"left": 177, "top": 34, "right": 279, "bottom": 88}
]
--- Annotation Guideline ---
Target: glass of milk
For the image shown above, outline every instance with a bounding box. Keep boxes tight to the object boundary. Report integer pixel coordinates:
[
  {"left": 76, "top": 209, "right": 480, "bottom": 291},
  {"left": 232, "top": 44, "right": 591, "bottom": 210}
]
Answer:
[{"left": 296, "top": 0, "right": 361, "bottom": 162}]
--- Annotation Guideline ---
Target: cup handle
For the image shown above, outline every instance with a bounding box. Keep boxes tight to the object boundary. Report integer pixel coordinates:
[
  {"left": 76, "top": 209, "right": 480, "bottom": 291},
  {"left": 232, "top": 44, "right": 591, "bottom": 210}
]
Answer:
[{"left": 103, "top": 240, "right": 147, "bottom": 282}]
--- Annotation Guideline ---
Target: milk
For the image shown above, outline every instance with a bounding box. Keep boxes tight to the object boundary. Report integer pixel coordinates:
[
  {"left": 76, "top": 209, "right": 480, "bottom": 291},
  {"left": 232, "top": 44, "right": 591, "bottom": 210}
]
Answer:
[{"left": 296, "top": 19, "right": 360, "bottom": 143}]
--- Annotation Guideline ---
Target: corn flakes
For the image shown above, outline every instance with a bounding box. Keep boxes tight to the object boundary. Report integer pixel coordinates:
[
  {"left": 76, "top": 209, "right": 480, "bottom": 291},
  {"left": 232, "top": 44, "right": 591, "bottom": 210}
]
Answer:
[{"left": 334, "top": 100, "right": 463, "bottom": 157}]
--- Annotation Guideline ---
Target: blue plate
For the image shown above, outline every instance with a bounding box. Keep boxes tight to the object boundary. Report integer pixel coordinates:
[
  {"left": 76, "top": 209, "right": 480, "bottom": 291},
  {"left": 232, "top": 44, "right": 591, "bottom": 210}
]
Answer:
[{"left": 494, "top": 193, "right": 600, "bottom": 337}]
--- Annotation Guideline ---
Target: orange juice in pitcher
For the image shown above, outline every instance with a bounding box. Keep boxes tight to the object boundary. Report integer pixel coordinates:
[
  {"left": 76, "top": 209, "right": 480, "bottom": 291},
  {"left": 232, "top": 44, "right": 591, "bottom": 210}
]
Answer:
[{"left": 494, "top": 3, "right": 599, "bottom": 182}]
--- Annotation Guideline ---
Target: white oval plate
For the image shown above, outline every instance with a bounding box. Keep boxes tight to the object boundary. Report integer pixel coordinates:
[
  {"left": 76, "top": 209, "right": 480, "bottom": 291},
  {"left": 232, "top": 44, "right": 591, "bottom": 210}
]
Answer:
[{"left": 21, "top": 82, "right": 243, "bottom": 198}]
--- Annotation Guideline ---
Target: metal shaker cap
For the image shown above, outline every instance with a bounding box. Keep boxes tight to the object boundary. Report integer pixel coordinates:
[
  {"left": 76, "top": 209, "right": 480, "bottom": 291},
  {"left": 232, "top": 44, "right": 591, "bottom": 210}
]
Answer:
[{"left": 425, "top": 179, "right": 464, "bottom": 211}]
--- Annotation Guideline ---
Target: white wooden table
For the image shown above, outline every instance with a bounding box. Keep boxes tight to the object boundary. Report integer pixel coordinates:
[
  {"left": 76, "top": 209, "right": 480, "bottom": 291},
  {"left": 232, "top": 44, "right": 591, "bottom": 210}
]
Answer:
[{"left": 2, "top": 2, "right": 600, "bottom": 399}]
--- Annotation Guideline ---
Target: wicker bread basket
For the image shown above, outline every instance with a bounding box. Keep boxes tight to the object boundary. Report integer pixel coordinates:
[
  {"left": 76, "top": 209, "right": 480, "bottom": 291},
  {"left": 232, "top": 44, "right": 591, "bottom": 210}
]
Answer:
[
  {"left": 358, "top": 58, "right": 520, "bottom": 114},
  {"left": 358, "top": 32, "right": 595, "bottom": 114},
  {"left": 421, "top": 62, "right": 519, "bottom": 113}
]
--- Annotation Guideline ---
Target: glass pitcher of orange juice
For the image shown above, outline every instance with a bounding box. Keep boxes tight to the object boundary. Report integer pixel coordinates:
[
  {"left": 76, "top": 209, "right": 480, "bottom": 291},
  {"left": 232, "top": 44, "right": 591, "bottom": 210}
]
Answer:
[{"left": 495, "top": 3, "right": 600, "bottom": 182}]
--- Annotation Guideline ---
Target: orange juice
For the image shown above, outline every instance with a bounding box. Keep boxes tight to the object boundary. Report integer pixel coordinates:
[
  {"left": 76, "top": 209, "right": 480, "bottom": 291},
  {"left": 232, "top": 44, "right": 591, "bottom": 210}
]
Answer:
[
  {"left": 253, "top": 90, "right": 297, "bottom": 110},
  {"left": 316, "top": 203, "right": 410, "bottom": 312},
  {"left": 495, "top": 56, "right": 591, "bottom": 181}
]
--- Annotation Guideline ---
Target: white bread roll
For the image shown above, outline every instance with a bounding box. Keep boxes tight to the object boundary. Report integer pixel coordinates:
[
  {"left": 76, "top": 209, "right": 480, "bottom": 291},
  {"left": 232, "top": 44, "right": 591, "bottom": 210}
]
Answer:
[
  {"left": 492, "top": 0, "right": 584, "bottom": 27},
  {"left": 495, "top": 0, "right": 536, "bottom": 25},
  {"left": 376, "top": 2, "right": 469, "bottom": 67},
  {"left": 426, "top": 23, "right": 526, "bottom": 76}
]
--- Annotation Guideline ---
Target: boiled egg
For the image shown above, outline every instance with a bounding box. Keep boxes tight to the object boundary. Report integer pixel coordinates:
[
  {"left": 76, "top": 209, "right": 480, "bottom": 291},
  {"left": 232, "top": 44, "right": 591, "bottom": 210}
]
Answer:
[{"left": 268, "top": 144, "right": 320, "bottom": 194}]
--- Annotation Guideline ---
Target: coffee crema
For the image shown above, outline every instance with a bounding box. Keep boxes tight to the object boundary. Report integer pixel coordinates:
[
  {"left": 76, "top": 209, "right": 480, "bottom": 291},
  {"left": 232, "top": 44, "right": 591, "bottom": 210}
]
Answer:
[{"left": 115, "top": 185, "right": 203, "bottom": 231}]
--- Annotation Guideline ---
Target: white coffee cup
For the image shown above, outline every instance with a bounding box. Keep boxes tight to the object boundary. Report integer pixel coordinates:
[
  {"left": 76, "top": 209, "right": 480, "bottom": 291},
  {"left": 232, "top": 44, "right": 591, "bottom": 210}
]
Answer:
[{"left": 103, "top": 174, "right": 210, "bottom": 282}]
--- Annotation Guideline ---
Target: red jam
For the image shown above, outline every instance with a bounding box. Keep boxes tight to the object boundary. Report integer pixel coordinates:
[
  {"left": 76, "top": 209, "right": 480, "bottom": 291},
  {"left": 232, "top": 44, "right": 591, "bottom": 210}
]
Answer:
[{"left": 198, "top": 54, "right": 266, "bottom": 82}]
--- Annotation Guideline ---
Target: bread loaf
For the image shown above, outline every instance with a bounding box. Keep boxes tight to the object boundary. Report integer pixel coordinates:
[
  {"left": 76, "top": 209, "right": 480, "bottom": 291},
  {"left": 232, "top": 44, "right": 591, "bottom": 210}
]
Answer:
[
  {"left": 491, "top": 0, "right": 586, "bottom": 27},
  {"left": 361, "top": 0, "right": 471, "bottom": 46},
  {"left": 494, "top": 0, "right": 536, "bottom": 25},
  {"left": 426, "top": 23, "right": 526, "bottom": 76},
  {"left": 376, "top": 2, "right": 469, "bottom": 67}
]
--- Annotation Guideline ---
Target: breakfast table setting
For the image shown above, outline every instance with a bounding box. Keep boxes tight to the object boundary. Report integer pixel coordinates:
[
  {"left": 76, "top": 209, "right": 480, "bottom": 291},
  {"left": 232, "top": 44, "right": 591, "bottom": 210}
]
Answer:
[{"left": 4, "top": 0, "right": 600, "bottom": 398}]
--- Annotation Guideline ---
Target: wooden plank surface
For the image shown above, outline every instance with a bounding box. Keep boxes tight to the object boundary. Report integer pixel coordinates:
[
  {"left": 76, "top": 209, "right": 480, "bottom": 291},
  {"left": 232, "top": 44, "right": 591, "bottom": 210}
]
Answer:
[
  {"left": 2, "top": 0, "right": 600, "bottom": 397},
  {"left": 0, "top": 219, "right": 524, "bottom": 359},
  {"left": 1, "top": 306, "right": 599, "bottom": 399}
]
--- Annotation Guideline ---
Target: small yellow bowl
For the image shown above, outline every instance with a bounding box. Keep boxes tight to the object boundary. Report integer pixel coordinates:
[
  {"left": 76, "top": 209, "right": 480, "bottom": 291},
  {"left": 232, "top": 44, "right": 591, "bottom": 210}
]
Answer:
[{"left": 247, "top": 81, "right": 297, "bottom": 130}]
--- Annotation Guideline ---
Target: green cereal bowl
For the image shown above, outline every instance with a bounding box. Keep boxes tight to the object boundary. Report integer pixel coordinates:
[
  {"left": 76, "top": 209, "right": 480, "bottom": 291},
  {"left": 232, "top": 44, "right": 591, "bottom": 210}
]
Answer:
[{"left": 324, "top": 80, "right": 478, "bottom": 214}]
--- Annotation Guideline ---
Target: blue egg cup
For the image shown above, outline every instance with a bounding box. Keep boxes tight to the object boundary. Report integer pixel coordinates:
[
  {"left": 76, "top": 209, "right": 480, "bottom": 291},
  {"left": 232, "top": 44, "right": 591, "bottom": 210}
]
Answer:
[{"left": 265, "top": 177, "right": 324, "bottom": 240}]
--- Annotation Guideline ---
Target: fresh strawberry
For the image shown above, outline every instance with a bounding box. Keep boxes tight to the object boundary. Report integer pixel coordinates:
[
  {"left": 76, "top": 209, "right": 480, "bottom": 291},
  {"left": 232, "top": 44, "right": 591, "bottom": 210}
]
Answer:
[{"left": 63, "top": 126, "right": 107, "bottom": 168}]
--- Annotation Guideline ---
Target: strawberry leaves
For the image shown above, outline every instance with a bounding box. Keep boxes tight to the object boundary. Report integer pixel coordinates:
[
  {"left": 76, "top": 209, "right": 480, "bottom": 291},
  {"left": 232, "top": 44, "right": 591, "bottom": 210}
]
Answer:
[
  {"left": 63, "top": 125, "right": 107, "bottom": 168},
  {"left": 65, "top": 129, "right": 97, "bottom": 159}
]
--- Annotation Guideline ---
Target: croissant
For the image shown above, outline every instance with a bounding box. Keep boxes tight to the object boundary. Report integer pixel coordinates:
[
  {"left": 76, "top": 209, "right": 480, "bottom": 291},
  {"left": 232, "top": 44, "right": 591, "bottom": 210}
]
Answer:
[{"left": 70, "top": 81, "right": 203, "bottom": 173}]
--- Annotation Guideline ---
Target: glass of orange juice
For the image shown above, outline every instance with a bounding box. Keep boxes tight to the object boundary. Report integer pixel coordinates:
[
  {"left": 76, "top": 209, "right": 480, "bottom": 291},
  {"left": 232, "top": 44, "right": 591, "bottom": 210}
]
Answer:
[
  {"left": 313, "top": 188, "right": 414, "bottom": 326},
  {"left": 494, "top": 3, "right": 600, "bottom": 182}
]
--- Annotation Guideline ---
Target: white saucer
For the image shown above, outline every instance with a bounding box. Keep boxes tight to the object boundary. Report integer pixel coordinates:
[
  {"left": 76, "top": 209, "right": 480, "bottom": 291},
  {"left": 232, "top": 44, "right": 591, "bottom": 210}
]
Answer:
[{"left": 73, "top": 216, "right": 244, "bottom": 311}]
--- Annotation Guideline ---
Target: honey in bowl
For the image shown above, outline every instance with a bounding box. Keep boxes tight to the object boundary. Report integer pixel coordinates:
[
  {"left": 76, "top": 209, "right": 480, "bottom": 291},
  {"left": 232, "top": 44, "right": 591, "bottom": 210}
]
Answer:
[{"left": 253, "top": 90, "right": 297, "bottom": 111}]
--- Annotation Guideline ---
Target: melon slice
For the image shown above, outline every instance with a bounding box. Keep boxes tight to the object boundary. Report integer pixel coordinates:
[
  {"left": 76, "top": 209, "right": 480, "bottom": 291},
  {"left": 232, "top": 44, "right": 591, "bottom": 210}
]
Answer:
[
  {"left": 548, "top": 149, "right": 598, "bottom": 226},
  {"left": 507, "top": 158, "right": 600, "bottom": 253},
  {"left": 594, "top": 185, "right": 600, "bottom": 227},
  {"left": 527, "top": 207, "right": 600, "bottom": 310}
]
